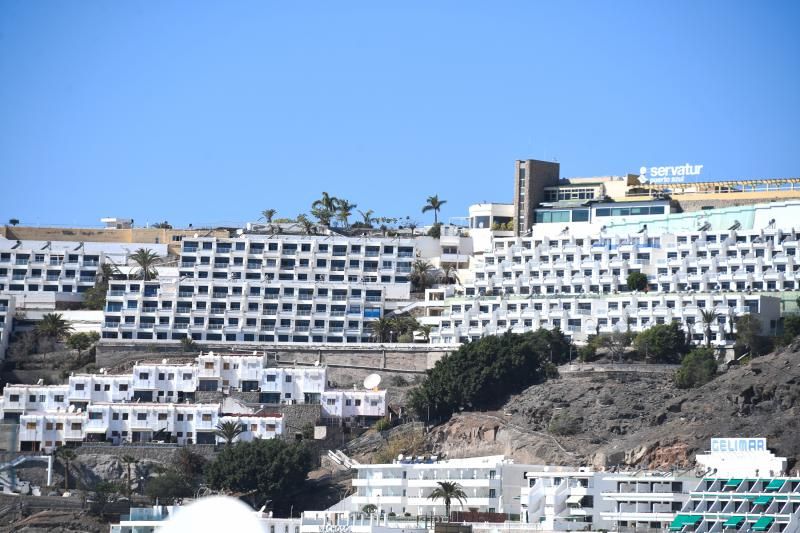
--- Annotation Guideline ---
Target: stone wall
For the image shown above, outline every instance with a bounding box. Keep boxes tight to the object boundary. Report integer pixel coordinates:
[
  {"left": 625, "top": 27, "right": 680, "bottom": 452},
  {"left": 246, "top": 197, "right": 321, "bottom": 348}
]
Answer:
[
  {"left": 96, "top": 343, "right": 452, "bottom": 372},
  {"left": 74, "top": 443, "right": 217, "bottom": 461}
]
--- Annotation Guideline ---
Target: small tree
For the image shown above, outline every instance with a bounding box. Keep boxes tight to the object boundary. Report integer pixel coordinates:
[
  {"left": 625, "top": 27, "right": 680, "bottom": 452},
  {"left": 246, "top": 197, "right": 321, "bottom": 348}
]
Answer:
[
  {"left": 633, "top": 323, "right": 688, "bottom": 363},
  {"left": 8, "top": 218, "right": 19, "bottom": 226},
  {"left": 428, "top": 481, "right": 466, "bottom": 520},
  {"left": 261, "top": 209, "right": 277, "bottom": 223},
  {"left": 780, "top": 315, "right": 800, "bottom": 345},
  {"left": 362, "top": 504, "right": 378, "bottom": 514},
  {"left": 129, "top": 248, "right": 160, "bottom": 281},
  {"left": 597, "top": 331, "right": 633, "bottom": 363},
  {"left": 180, "top": 336, "right": 198, "bottom": 353},
  {"left": 214, "top": 420, "right": 245, "bottom": 446},
  {"left": 67, "top": 332, "right": 94, "bottom": 357},
  {"left": 626, "top": 272, "right": 648, "bottom": 292},
  {"left": 145, "top": 470, "right": 193, "bottom": 504},
  {"left": 674, "top": 347, "right": 717, "bottom": 389}
]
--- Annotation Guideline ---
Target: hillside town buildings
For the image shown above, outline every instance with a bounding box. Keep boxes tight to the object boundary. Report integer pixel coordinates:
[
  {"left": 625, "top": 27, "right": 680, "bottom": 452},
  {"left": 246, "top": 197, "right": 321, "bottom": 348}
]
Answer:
[{"left": 0, "top": 351, "right": 386, "bottom": 452}]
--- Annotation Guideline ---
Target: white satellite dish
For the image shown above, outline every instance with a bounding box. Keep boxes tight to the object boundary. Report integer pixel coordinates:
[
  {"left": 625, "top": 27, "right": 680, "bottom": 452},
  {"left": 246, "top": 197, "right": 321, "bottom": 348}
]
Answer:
[
  {"left": 162, "top": 359, "right": 168, "bottom": 365},
  {"left": 68, "top": 405, "right": 75, "bottom": 413},
  {"left": 208, "top": 350, "right": 214, "bottom": 357},
  {"left": 363, "top": 374, "right": 381, "bottom": 390}
]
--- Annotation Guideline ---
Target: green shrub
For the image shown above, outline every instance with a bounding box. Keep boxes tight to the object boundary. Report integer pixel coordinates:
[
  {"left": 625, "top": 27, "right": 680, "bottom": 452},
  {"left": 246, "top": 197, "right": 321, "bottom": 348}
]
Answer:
[
  {"left": 626, "top": 272, "right": 648, "bottom": 291},
  {"left": 408, "top": 330, "right": 572, "bottom": 421},
  {"left": 633, "top": 323, "right": 689, "bottom": 363},
  {"left": 674, "top": 347, "right": 717, "bottom": 389},
  {"left": 374, "top": 418, "right": 392, "bottom": 432}
]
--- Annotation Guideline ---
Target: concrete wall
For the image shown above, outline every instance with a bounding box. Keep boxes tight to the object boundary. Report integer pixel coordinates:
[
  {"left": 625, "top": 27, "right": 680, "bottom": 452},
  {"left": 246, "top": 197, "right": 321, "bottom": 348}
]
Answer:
[{"left": 96, "top": 343, "right": 452, "bottom": 372}]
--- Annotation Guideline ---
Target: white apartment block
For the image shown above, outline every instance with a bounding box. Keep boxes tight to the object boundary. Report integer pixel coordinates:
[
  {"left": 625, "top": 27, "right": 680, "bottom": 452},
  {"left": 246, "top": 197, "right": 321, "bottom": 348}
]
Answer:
[
  {"left": 0, "top": 294, "right": 15, "bottom": 359},
  {"left": 0, "top": 239, "right": 168, "bottom": 308},
  {"left": 351, "top": 455, "right": 528, "bottom": 517},
  {"left": 0, "top": 351, "right": 385, "bottom": 451},
  {"left": 521, "top": 465, "right": 697, "bottom": 531},
  {"left": 101, "top": 235, "right": 416, "bottom": 344},
  {"left": 429, "top": 225, "right": 793, "bottom": 344}
]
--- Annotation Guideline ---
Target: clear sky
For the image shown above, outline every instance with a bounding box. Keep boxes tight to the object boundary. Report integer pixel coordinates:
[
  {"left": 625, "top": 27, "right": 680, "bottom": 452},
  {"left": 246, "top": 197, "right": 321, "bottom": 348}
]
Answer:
[{"left": 1, "top": 1, "right": 799, "bottom": 229}]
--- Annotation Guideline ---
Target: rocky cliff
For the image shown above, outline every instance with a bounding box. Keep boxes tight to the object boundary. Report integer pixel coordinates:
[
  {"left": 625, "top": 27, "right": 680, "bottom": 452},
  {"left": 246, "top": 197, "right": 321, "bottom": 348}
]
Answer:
[{"left": 427, "top": 344, "right": 800, "bottom": 470}]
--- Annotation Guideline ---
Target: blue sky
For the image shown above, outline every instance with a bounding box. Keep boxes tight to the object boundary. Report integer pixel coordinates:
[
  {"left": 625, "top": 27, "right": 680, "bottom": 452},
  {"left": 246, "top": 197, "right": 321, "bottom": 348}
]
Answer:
[{"left": 1, "top": 1, "right": 799, "bottom": 228}]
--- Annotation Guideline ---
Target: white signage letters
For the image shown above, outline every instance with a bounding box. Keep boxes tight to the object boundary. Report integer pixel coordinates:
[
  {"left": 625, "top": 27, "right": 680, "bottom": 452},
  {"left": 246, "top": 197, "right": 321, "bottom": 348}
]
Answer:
[
  {"left": 711, "top": 437, "right": 767, "bottom": 453},
  {"left": 639, "top": 163, "right": 703, "bottom": 184}
]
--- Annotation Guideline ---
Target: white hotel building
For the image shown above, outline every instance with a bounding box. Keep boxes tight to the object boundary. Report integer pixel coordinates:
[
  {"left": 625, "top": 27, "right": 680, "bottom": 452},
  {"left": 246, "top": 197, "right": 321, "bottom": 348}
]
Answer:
[
  {"left": 428, "top": 221, "right": 795, "bottom": 345},
  {"left": 0, "top": 352, "right": 386, "bottom": 452},
  {"left": 100, "top": 235, "right": 416, "bottom": 344}
]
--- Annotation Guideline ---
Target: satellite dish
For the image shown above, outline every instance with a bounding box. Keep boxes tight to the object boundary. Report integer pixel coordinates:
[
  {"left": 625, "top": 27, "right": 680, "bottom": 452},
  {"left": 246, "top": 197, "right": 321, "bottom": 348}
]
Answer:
[
  {"left": 162, "top": 359, "right": 168, "bottom": 365},
  {"left": 253, "top": 351, "right": 258, "bottom": 356},
  {"left": 363, "top": 374, "right": 381, "bottom": 390},
  {"left": 208, "top": 350, "right": 214, "bottom": 357},
  {"left": 314, "top": 361, "right": 320, "bottom": 367},
  {"left": 68, "top": 405, "right": 75, "bottom": 413}
]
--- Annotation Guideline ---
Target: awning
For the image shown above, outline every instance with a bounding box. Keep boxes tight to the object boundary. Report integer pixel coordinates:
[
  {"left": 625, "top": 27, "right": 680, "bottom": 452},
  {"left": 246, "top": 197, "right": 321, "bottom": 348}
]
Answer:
[
  {"left": 752, "top": 517, "right": 774, "bottom": 531},
  {"left": 723, "top": 516, "right": 745, "bottom": 528},
  {"left": 566, "top": 495, "right": 583, "bottom": 504},
  {"left": 753, "top": 496, "right": 773, "bottom": 506},
  {"left": 765, "top": 479, "right": 784, "bottom": 491},
  {"left": 84, "top": 428, "right": 108, "bottom": 433},
  {"left": 669, "top": 515, "right": 703, "bottom": 531},
  {"left": 725, "top": 479, "right": 743, "bottom": 488}
]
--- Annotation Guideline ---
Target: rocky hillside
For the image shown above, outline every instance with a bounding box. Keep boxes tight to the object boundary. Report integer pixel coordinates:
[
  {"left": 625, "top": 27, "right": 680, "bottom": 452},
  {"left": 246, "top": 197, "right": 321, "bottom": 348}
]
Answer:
[{"left": 427, "top": 344, "right": 800, "bottom": 470}]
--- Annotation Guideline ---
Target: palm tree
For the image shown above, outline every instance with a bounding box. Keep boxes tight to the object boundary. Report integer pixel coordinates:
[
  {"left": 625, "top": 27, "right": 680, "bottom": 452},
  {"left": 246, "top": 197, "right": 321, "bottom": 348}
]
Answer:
[
  {"left": 36, "top": 313, "right": 74, "bottom": 341},
  {"left": 358, "top": 209, "right": 375, "bottom": 228},
  {"left": 121, "top": 455, "right": 138, "bottom": 497},
  {"left": 440, "top": 265, "right": 460, "bottom": 285},
  {"left": 700, "top": 309, "right": 719, "bottom": 348},
  {"left": 214, "top": 420, "right": 245, "bottom": 446},
  {"left": 370, "top": 317, "right": 394, "bottom": 343},
  {"left": 129, "top": 248, "right": 160, "bottom": 281},
  {"left": 428, "top": 481, "right": 467, "bottom": 520},
  {"left": 55, "top": 447, "right": 77, "bottom": 491},
  {"left": 410, "top": 260, "right": 435, "bottom": 292},
  {"left": 336, "top": 200, "right": 357, "bottom": 228},
  {"left": 422, "top": 195, "right": 447, "bottom": 225},
  {"left": 311, "top": 192, "right": 340, "bottom": 227},
  {"left": 295, "top": 214, "right": 316, "bottom": 235},
  {"left": 261, "top": 209, "right": 277, "bottom": 223},
  {"left": 418, "top": 324, "right": 433, "bottom": 343}
]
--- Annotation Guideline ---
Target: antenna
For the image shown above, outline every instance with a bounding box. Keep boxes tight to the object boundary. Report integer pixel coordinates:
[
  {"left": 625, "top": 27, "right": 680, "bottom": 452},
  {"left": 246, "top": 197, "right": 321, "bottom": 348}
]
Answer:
[{"left": 363, "top": 374, "right": 381, "bottom": 390}]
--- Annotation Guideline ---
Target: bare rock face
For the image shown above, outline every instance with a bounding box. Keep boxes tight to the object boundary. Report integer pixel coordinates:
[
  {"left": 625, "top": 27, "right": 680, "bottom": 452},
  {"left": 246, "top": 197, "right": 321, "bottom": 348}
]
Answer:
[{"left": 424, "top": 345, "right": 800, "bottom": 470}]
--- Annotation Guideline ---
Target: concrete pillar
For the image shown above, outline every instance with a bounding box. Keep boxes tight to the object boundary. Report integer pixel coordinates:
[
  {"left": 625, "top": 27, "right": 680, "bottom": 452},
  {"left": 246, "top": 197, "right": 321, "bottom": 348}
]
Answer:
[{"left": 382, "top": 350, "right": 387, "bottom": 369}]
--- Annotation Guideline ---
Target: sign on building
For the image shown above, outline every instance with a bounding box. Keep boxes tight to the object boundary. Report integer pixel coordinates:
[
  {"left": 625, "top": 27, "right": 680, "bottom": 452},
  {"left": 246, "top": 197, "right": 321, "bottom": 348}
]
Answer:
[
  {"left": 711, "top": 438, "right": 767, "bottom": 453},
  {"left": 639, "top": 164, "right": 703, "bottom": 184}
]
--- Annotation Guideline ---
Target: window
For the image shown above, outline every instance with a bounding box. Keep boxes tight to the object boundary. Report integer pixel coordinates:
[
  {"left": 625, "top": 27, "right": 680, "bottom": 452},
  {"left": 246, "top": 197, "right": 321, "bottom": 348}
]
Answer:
[
  {"left": 71, "top": 423, "right": 82, "bottom": 431},
  {"left": 137, "top": 413, "right": 147, "bottom": 420},
  {"left": 74, "top": 384, "right": 85, "bottom": 391},
  {"left": 119, "top": 384, "right": 128, "bottom": 391},
  {"left": 9, "top": 394, "right": 19, "bottom": 402},
  {"left": 266, "top": 374, "right": 276, "bottom": 382},
  {"left": 26, "top": 422, "right": 37, "bottom": 430},
  {"left": 89, "top": 412, "right": 103, "bottom": 420},
  {"left": 285, "top": 375, "right": 292, "bottom": 383},
  {"left": 534, "top": 210, "right": 570, "bottom": 224},
  {"left": 46, "top": 422, "right": 54, "bottom": 430},
  {"left": 202, "top": 414, "right": 212, "bottom": 422},
  {"left": 138, "top": 373, "right": 149, "bottom": 380},
  {"left": 183, "top": 373, "right": 192, "bottom": 380},
  {"left": 158, "top": 413, "right": 168, "bottom": 421},
  {"left": 326, "top": 399, "right": 336, "bottom": 405},
  {"left": 113, "top": 413, "right": 119, "bottom": 420}
]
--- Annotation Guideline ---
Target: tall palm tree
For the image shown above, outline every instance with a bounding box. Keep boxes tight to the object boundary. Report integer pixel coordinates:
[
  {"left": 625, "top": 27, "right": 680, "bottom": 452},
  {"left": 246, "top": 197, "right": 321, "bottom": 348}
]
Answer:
[
  {"left": 261, "top": 209, "right": 277, "bottom": 223},
  {"left": 358, "top": 209, "right": 375, "bottom": 228},
  {"left": 214, "top": 420, "right": 245, "bottom": 446},
  {"left": 700, "top": 309, "right": 719, "bottom": 348},
  {"left": 336, "top": 200, "right": 357, "bottom": 228},
  {"left": 422, "top": 195, "right": 447, "bottom": 225},
  {"left": 311, "top": 192, "right": 340, "bottom": 227},
  {"left": 428, "top": 481, "right": 467, "bottom": 520},
  {"left": 36, "top": 313, "right": 74, "bottom": 341},
  {"left": 418, "top": 324, "right": 433, "bottom": 343},
  {"left": 370, "top": 317, "right": 394, "bottom": 343},
  {"left": 55, "top": 447, "right": 77, "bottom": 491},
  {"left": 121, "top": 455, "right": 138, "bottom": 497},
  {"left": 129, "top": 248, "right": 160, "bottom": 281}
]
